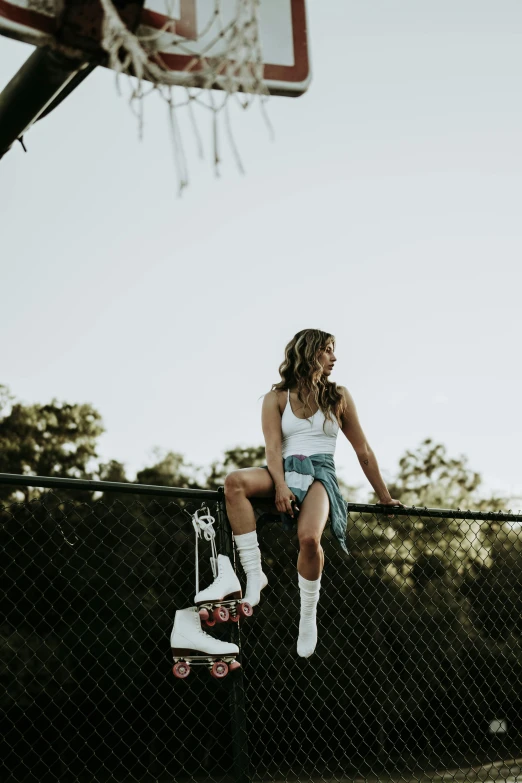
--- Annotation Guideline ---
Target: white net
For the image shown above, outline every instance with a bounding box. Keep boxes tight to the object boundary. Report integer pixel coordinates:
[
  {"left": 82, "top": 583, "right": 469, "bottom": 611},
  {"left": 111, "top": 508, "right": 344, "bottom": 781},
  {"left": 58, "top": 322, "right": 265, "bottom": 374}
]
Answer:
[{"left": 97, "top": 0, "right": 271, "bottom": 191}]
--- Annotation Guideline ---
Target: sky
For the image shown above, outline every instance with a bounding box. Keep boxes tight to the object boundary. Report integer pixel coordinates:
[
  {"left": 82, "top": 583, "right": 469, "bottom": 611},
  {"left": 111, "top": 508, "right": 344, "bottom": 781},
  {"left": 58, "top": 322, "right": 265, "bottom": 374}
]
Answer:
[{"left": 1, "top": 1, "right": 521, "bottom": 506}]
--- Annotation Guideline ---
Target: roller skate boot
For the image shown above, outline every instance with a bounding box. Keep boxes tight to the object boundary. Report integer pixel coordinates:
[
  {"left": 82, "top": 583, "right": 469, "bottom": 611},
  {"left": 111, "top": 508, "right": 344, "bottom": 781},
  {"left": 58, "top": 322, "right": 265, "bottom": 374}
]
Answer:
[
  {"left": 195, "top": 554, "right": 254, "bottom": 625},
  {"left": 170, "top": 607, "right": 240, "bottom": 680}
]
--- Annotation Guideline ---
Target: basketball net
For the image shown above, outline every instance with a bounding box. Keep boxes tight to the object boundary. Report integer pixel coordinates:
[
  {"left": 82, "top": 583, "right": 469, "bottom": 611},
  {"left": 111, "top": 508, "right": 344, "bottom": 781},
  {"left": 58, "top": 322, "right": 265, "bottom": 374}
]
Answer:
[{"left": 96, "top": 0, "right": 270, "bottom": 192}]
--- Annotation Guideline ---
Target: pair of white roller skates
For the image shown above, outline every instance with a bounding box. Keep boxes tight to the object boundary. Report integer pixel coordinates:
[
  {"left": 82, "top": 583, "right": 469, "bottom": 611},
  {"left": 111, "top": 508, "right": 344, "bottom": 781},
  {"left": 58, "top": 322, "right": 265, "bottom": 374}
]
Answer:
[{"left": 170, "top": 508, "right": 255, "bottom": 680}]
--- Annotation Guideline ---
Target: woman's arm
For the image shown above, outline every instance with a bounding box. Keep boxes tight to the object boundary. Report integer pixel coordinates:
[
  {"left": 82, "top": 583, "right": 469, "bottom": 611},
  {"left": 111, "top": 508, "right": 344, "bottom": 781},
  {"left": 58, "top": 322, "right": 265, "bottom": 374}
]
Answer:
[
  {"left": 339, "top": 387, "right": 400, "bottom": 506},
  {"left": 261, "top": 391, "right": 297, "bottom": 516}
]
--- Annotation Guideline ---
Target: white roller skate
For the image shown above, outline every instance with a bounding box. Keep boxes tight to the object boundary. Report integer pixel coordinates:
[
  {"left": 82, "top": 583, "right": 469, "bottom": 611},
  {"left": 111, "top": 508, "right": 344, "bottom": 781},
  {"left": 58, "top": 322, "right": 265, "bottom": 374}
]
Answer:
[
  {"left": 195, "top": 553, "right": 254, "bottom": 626},
  {"left": 170, "top": 607, "right": 240, "bottom": 680},
  {"left": 191, "top": 507, "right": 254, "bottom": 626}
]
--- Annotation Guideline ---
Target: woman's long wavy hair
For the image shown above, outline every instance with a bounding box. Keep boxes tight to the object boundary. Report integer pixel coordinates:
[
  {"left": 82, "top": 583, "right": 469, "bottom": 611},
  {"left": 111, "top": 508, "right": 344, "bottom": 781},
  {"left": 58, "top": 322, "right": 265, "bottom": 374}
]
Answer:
[{"left": 271, "top": 329, "right": 346, "bottom": 427}]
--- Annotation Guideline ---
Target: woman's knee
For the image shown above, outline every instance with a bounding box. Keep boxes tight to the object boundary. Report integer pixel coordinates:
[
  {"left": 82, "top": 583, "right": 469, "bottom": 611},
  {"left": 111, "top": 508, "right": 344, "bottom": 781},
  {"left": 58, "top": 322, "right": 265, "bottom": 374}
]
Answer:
[
  {"left": 298, "top": 534, "right": 322, "bottom": 554},
  {"left": 224, "top": 471, "right": 246, "bottom": 500}
]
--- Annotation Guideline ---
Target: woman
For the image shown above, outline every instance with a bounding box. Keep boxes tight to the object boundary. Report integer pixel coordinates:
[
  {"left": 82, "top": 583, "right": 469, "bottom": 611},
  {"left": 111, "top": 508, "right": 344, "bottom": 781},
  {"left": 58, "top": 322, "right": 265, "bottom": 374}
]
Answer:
[{"left": 224, "top": 329, "right": 401, "bottom": 658}]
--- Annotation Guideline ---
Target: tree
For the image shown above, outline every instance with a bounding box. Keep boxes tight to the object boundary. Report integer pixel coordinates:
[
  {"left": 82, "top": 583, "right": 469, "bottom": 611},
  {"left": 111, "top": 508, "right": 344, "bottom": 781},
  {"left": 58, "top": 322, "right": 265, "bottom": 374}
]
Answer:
[
  {"left": 97, "top": 459, "right": 128, "bottom": 484},
  {"left": 350, "top": 438, "right": 509, "bottom": 591},
  {"left": 0, "top": 385, "right": 104, "bottom": 502},
  {"left": 136, "top": 448, "right": 199, "bottom": 489},
  {"left": 381, "top": 437, "right": 506, "bottom": 511}
]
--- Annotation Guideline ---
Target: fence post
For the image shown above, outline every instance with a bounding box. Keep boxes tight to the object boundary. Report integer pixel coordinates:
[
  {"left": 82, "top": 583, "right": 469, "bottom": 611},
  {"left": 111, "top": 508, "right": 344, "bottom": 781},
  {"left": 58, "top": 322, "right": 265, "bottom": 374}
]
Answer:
[{"left": 216, "top": 487, "right": 252, "bottom": 783}]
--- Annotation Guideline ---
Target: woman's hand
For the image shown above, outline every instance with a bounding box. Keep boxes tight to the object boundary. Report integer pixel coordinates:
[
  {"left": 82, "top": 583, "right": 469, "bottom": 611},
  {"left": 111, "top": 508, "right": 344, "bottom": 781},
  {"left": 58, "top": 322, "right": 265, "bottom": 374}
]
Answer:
[
  {"left": 377, "top": 497, "right": 403, "bottom": 518},
  {"left": 275, "top": 483, "right": 297, "bottom": 517},
  {"left": 378, "top": 497, "right": 403, "bottom": 507}
]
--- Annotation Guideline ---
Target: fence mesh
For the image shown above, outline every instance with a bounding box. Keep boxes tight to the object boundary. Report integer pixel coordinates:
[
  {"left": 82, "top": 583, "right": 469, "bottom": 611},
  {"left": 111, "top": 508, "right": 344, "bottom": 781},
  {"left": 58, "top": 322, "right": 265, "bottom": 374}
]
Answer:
[
  {"left": 1, "top": 485, "right": 246, "bottom": 783},
  {"left": 247, "top": 508, "right": 522, "bottom": 782},
  {"left": 1, "top": 477, "right": 522, "bottom": 783}
]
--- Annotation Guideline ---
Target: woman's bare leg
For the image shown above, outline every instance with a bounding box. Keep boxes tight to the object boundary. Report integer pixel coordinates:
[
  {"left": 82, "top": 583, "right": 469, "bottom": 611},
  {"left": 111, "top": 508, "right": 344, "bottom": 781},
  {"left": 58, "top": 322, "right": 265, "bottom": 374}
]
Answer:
[
  {"left": 295, "top": 481, "right": 329, "bottom": 657},
  {"left": 296, "top": 480, "right": 330, "bottom": 580},
  {"left": 224, "top": 468, "right": 275, "bottom": 606},
  {"left": 223, "top": 468, "right": 275, "bottom": 535}
]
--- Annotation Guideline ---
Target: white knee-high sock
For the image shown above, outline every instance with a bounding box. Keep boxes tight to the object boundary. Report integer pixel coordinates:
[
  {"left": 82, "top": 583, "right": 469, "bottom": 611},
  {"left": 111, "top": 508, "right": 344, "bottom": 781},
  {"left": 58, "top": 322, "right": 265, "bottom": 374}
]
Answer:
[
  {"left": 233, "top": 531, "right": 266, "bottom": 607},
  {"left": 297, "top": 573, "right": 321, "bottom": 658}
]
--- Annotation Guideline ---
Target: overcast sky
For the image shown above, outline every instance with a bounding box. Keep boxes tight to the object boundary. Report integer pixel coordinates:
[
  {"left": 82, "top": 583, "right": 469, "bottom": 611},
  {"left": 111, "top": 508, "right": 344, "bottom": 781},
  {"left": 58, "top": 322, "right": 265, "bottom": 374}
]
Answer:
[{"left": 1, "top": 1, "right": 521, "bottom": 506}]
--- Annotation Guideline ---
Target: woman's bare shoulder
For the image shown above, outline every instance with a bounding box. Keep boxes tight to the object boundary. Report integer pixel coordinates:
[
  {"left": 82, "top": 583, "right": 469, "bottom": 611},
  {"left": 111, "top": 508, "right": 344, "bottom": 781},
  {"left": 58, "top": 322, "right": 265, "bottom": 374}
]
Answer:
[
  {"left": 336, "top": 386, "right": 357, "bottom": 425},
  {"left": 262, "top": 389, "right": 286, "bottom": 415},
  {"left": 336, "top": 385, "right": 354, "bottom": 414}
]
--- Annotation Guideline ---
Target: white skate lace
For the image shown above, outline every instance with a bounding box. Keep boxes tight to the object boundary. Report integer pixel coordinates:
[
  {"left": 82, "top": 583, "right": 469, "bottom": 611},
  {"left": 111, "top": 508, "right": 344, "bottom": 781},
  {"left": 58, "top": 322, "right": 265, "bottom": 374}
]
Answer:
[{"left": 190, "top": 507, "right": 219, "bottom": 595}]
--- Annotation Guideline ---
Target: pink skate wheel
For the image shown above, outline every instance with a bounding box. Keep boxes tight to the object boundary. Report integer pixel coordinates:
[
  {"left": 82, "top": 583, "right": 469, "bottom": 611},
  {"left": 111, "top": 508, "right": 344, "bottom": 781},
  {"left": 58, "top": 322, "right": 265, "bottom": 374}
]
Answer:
[
  {"left": 198, "top": 608, "right": 210, "bottom": 622},
  {"left": 228, "top": 660, "right": 241, "bottom": 672},
  {"left": 204, "top": 618, "right": 216, "bottom": 627},
  {"left": 212, "top": 606, "right": 230, "bottom": 624},
  {"left": 230, "top": 613, "right": 240, "bottom": 623},
  {"left": 210, "top": 661, "right": 229, "bottom": 679},
  {"left": 237, "top": 602, "right": 253, "bottom": 619},
  {"left": 172, "top": 661, "right": 190, "bottom": 679}
]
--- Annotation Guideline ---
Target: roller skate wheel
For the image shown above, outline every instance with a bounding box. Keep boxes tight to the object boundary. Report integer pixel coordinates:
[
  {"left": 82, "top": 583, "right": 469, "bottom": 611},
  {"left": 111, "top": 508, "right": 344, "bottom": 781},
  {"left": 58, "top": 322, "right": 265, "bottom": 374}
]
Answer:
[
  {"left": 230, "top": 613, "right": 240, "bottom": 623},
  {"left": 210, "top": 661, "right": 229, "bottom": 679},
  {"left": 198, "top": 607, "right": 210, "bottom": 622},
  {"left": 173, "top": 661, "right": 191, "bottom": 679},
  {"left": 228, "top": 660, "right": 241, "bottom": 672},
  {"left": 204, "top": 618, "right": 216, "bottom": 627},
  {"left": 212, "top": 606, "right": 230, "bottom": 624},
  {"left": 238, "top": 602, "right": 253, "bottom": 618}
]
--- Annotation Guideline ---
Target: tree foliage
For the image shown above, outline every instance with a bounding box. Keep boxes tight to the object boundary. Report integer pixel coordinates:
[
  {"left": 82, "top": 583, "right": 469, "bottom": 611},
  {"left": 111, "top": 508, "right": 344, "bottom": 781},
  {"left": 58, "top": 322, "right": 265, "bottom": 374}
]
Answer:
[
  {"left": 0, "top": 385, "right": 103, "bottom": 502},
  {"left": 380, "top": 437, "right": 506, "bottom": 511},
  {"left": 353, "top": 438, "right": 508, "bottom": 591},
  {"left": 135, "top": 448, "right": 199, "bottom": 489}
]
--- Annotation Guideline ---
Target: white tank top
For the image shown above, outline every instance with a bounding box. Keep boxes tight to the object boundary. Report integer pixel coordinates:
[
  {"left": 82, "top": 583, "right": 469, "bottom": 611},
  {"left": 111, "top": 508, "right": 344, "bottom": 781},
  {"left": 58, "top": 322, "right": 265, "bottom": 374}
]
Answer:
[{"left": 281, "top": 389, "right": 339, "bottom": 459}]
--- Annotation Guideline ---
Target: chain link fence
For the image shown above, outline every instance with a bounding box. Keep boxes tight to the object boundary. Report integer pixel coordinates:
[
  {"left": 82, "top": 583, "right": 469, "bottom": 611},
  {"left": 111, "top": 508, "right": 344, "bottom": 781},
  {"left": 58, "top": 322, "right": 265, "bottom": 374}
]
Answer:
[
  {"left": 247, "top": 503, "right": 522, "bottom": 782},
  {"left": 1, "top": 472, "right": 522, "bottom": 783}
]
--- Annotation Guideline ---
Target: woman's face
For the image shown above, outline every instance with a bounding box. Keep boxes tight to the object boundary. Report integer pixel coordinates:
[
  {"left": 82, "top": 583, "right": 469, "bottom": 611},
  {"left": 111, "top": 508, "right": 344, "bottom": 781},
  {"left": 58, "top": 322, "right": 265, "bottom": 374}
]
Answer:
[{"left": 317, "top": 342, "right": 336, "bottom": 377}]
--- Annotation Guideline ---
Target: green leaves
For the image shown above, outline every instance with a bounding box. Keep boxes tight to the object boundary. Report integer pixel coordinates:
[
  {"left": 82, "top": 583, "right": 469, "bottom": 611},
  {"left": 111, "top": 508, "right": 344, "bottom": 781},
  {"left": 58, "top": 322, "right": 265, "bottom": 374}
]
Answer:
[
  {"left": 136, "top": 448, "right": 199, "bottom": 489},
  {"left": 374, "top": 437, "right": 506, "bottom": 511},
  {"left": 0, "top": 387, "right": 104, "bottom": 502}
]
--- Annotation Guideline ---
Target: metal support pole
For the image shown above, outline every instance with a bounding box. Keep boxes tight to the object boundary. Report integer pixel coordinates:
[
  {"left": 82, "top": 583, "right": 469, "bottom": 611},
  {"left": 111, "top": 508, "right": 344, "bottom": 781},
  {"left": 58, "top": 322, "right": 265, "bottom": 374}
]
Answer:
[
  {"left": 217, "top": 487, "right": 252, "bottom": 783},
  {"left": 0, "top": 46, "right": 88, "bottom": 158}
]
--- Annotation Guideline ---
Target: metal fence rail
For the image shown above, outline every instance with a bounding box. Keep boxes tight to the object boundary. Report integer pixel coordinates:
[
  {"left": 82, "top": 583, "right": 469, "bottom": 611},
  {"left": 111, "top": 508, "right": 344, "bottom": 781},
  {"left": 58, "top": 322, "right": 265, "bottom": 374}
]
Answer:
[{"left": 1, "top": 472, "right": 522, "bottom": 783}]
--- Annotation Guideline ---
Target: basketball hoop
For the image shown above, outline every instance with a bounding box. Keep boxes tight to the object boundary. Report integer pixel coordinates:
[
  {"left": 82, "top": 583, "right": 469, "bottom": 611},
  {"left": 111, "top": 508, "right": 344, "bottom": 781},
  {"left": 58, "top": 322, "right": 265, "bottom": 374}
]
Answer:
[
  {"left": 98, "top": 0, "right": 269, "bottom": 191},
  {"left": 0, "top": 0, "right": 310, "bottom": 188}
]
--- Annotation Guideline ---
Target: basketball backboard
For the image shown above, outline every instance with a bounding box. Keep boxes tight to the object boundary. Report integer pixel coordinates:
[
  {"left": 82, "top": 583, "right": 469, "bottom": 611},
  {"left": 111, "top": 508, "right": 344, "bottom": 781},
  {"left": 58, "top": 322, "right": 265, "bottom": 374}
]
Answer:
[{"left": 0, "top": 0, "right": 311, "bottom": 96}]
